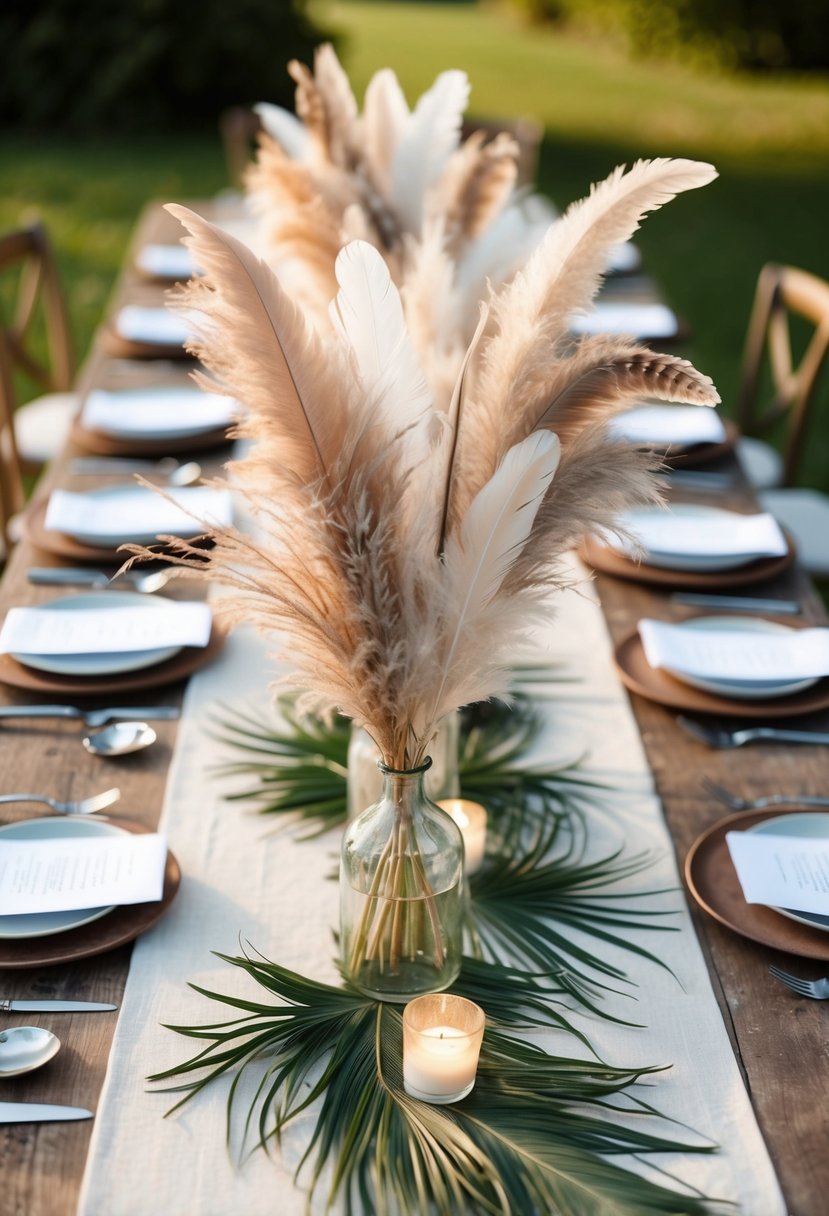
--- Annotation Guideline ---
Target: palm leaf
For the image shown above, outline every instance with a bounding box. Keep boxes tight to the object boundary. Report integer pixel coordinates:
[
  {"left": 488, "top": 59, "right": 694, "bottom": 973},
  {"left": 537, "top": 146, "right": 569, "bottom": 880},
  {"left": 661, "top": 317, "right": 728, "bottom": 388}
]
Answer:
[{"left": 150, "top": 953, "right": 718, "bottom": 1215}]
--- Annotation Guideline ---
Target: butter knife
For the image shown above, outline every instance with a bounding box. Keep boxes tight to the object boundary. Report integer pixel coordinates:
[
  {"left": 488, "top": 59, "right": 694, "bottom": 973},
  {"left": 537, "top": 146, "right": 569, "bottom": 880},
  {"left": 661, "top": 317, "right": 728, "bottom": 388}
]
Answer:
[
  {"left": 0, "top": 705, "right": 179, "bottom": 727},
  {"left": 1, "top": 999, "right": 117, "bottom": 1013},
  {"left": 0, "top": 1101, "right": 93, "bottom": 1123},
  {"left": 670, "top": 593, "right": 802, "bottom": 615}
]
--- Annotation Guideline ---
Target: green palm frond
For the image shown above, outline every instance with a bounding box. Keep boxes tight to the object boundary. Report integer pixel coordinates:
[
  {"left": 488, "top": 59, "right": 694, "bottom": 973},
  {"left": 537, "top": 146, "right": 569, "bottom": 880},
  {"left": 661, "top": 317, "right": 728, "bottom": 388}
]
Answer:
[{"left": 150, "top": 953, "right": 718, "bottom": 1216}]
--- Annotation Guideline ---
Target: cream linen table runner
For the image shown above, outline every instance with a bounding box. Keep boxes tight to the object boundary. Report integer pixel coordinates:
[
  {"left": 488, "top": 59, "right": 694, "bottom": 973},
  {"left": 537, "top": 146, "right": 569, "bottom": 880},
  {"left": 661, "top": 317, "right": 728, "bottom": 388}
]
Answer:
[{"left": 78, "top": 557, "right": 786, "bottom": 1216}]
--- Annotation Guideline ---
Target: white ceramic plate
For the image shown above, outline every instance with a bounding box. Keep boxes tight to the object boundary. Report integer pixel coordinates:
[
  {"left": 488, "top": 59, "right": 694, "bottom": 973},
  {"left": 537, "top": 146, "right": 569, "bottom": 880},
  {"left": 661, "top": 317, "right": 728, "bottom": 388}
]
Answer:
[
  {"left": 11, "top": 593, "right": 181, "bottom": 677},
  {"left": 82, "top": 388, "right": 235, "bottom": 442},
  {"left": 51, "top": 484, "right": 208, "bottom": 548},
  {"left": 0, "top": 817, "right": 122, "bottom": 939},
  {"left": 748, "top": 812, "right": 829, "bottom": 932},
  {"left": 662, "top": 615, "right": 820, "bottom": 700},
  {"left": 617, "top": 505, "right": 775, "bottom": 572}
]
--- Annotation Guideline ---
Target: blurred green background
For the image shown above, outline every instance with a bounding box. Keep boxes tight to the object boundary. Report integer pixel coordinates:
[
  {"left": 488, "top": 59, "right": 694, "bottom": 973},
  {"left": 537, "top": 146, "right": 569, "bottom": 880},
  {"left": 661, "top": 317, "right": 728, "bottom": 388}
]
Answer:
[{"left": 2, "top": 0, "right": 828, "bottom": 488}]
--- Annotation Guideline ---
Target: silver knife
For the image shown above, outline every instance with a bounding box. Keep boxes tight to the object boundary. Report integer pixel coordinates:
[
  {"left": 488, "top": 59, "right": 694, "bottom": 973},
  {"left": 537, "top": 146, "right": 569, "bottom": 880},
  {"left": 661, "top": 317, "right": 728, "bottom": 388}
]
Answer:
[
  {"left": 0, "top": 1101, "right": 93, "bottom": 1123},
  {"left": 0, "top": 705, "right": 179, "bottom": 726},
  {"left": 670, "top": 593, "right": 803, "bottom": 615},
  {"left": 1, "top": 999, "right": 117, "bottom": 1013},
  {"left": 28, "top": 568, "right": 114, "bottom": 588}
]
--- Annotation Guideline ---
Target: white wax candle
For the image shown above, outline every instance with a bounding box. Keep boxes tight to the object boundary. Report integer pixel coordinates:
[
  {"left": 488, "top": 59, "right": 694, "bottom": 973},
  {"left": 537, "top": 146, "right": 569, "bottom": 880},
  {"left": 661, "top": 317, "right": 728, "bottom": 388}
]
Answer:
[
  {"left": 439, "top": 799, "right": 488, "bottom": 874},
  {"left": 403, "top": 1025, "right": 479, "bottom": 1100}
]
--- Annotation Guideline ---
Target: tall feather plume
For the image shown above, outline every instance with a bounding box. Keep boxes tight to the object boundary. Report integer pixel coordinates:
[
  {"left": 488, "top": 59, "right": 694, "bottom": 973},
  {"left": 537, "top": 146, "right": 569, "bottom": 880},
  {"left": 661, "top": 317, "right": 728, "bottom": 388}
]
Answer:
[
  {"left": 254, "top": 103, "right": 309, "bottom": 161},
  {"left": 478, "top": 159, "right": 717, "bottom": 405},
  {"left": 391, "top": 70, "right": 470, "bottom": 234},
  {"left": 312, "top": 43, "right": 362, "bottom": 170},
  {"left": 362, "top": 68, "right": 409, "bottom": 195},
  {"left": 428, "top": 131, "right": 520, "bottom": 250}
]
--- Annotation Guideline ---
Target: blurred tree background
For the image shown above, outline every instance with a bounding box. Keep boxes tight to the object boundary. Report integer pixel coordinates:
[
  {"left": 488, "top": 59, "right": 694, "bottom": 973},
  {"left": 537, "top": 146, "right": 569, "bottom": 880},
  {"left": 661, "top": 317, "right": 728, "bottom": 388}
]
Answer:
[
  {"left": 0, "top": 0, "right": 325, "bottom": 131},
  {"left": 504, "top": 0, "right": 829, "bottom": 72}
]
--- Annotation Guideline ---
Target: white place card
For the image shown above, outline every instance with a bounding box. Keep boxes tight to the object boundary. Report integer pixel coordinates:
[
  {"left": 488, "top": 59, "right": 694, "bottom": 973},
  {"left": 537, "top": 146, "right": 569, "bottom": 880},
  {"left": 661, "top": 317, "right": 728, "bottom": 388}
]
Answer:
[
  {"left": 617, "top": 509, "right": 787, "bottom": 559},
  {"left": 570, "top": 302, "right": 678, "bottom": 339},
  {"left": 81, "top": 388, "right": 238, "bottom": 438},
  {"left": 114, "top": 306, "right": 194, "bottom": 346},
  {"left": 611, "top": 404, "right": 726, "bottom": 446},
  {"left": 639, "top": 619, "right": 829, "bottom": 682},
  {"left": 0, "top": 834, "right": 166, "bottom": 914},
  {"left": 135, "top": 244, "right": 199, "bottom": 280},
  {"left": 726, "top": 831, "right": 829, "bottom": 915},
  {"left": 45, "top": 486, "right": 232, "bottom": 542},
  {"left": 0, "top": 601, "right": 212, "bottom": 656}
]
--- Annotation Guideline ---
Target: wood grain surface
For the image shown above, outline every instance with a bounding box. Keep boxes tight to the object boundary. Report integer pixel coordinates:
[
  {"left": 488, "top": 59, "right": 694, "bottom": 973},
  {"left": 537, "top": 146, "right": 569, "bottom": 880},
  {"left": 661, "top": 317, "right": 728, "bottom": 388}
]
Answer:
[{"left": 2, "top": 201, "right": 827, "bottom": 1215}]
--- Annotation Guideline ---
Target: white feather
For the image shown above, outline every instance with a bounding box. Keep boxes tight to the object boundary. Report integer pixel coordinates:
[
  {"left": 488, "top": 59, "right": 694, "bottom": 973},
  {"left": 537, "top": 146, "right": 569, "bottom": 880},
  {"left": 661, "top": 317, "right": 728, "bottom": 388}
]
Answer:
[
  {"left": 362, "top": 69, "right": 410, "bottom": 193},
  {"left": 254, "top": 103, "right": 309, "bottom": 161},
  {"left": 391, "top": 70, "right": 470, "bottom": 234},
  {"left": 329, "top": 240, "right": 433, "bottom": 440}
]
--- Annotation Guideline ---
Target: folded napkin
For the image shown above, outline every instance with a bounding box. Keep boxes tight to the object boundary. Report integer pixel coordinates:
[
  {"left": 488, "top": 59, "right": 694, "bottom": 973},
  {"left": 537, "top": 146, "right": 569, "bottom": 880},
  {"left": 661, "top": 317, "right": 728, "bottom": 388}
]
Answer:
[
  {"left": 135, "top": 244, "right": 199, "bottom": 280},
  {"left": 614, "top": 508, "right": 787, "bottom": 560},
  {"left": 0, "top": 600, "right": 212, "bottom": 656},
  {"left": 610, "top": 404, "right": 726, "bottom": 447},
  {"left": 45, "top": 486, "right": 232, "bottom": 544},
  {"left": 81, "top": 388, "right": 238, "bottom": 438},
  {"left": 114, "top": 306, "right": 194, "bottom": 347},
  {"left": 571, "top": 302, "right": 678, "bottom": 339},
  {"left": 0, "top": 834, "right": 167, "bottom": 915},
  {"left": 639, "top": 618, "right": 829, "bottom": 682}
]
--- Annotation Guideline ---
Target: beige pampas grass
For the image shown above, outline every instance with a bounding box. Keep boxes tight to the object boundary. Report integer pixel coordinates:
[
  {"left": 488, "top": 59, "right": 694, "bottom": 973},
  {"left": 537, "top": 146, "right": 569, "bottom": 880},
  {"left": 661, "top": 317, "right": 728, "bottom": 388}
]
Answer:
[{"left": 125, "top": 174, "right": 718, "bottom": 769}]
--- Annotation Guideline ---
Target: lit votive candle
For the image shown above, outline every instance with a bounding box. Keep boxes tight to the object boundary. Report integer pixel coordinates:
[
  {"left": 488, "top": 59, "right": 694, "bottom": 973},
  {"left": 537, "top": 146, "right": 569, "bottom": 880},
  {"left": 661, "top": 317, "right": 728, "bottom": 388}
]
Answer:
[
  {"left": 403, "top": 993, "right": 485, "bottom": 1104},
  {"left": 438, "top": 799, "right": 488, "bottom": 874}
]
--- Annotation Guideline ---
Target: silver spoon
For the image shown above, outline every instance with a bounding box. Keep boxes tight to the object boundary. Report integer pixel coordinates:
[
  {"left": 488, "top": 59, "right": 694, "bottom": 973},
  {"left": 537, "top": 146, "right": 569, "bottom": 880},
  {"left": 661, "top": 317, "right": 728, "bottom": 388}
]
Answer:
[
  {"left": 82, "top": 721, "right": 157, "bottom": 757},
  {"left": 0, "top": 1027, "right": 61, "bottom": 1078}
]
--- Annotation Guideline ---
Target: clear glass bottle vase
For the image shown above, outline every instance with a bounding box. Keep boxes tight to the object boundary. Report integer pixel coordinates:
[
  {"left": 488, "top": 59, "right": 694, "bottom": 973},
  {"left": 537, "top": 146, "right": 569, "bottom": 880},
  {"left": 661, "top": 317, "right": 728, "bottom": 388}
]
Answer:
[
  {"left": 340, "top": 758, "right": 464, "bottom": 1002},
  {"left": 346, "top": 712, "right": 460, "bottom": 819}
]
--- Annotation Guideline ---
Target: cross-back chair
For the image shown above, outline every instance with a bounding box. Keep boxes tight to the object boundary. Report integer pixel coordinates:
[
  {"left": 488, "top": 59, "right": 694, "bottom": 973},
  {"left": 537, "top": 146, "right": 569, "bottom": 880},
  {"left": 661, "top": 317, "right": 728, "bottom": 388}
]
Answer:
[
  {"left": 0, "top": 222, "right": 79, "bottom": 559},
  {"left": 735, "top": 263, "right": 829, "bottom": 577},
  {"left": 0, "top": 221, "right": 78, "bottom": 477},
  {"left": 737, "top": 262, "right": 829, "bottom": 489}
]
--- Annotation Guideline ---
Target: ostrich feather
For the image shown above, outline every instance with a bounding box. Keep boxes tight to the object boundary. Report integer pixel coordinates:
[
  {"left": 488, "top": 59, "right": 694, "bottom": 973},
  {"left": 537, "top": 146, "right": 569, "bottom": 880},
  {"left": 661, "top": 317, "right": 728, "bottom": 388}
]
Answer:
[
  {"left": 429, "top": 131, "right": 520, "bottom": 247},
  {"left": 480, "top": 159, "right": 717, "bottom": 407},
  {"left": 254, "top": 103, "right": 309, "bottom": 161},
  {"left": 391, "top": 70, "right": 470, "bottom": 233},
  {"left": 165, "top": 204, "right": 349, "bottom": 492},
  {"left": 362, "top": 68, "right": 410, "bottom": 193},
  {"left": 312, "top": 43, "right": 362, "bottom": 169},
  {"left": 329, "top": 241, "right": 432, "bottom": 452}
]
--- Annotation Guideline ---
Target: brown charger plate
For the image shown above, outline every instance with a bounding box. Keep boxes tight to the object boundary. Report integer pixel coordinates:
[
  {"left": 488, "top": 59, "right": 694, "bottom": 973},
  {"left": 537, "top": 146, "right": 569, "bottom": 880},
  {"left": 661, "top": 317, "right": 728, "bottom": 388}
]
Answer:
[
  {"left": 0, "top": 816, "right": 181, "bottom": 969},
  {"left": 614, "top": 627, "right": 829, "bottom": 719},
  {"left": 685, "top": 807, "right": 829, "bottom": 960},
  {"left": 580, "top": 531, "right": 795, "bottom": 590},
  {"left": 69, "top": 415, "right": 232, "bottom": 457},
  {"left": 0, "top": 620, "right": 226, "bottom": 697},
  {"left": 99, "top": 319, "right": 193, "bottom": 362},
  {"left": 24, "top": 496, "right": 219, "bottom": 565},
  {"left": 662, "top": 417, "right": 738, "bottom": 467}
]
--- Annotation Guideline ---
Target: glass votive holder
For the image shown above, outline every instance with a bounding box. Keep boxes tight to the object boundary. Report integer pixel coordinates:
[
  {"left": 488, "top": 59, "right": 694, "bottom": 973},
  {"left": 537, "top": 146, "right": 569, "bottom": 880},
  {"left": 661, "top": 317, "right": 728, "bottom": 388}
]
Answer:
[
  {"left": 438, "top": 799, "right": 488, "bottom": 874},
  {"left": 402, "top": 993, "right": 485, "bottom": 1104}
]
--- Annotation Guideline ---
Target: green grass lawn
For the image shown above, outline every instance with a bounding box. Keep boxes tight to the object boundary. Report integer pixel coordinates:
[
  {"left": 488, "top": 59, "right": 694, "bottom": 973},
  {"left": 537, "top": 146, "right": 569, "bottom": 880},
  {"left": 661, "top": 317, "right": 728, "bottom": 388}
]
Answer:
[{"left": 2, "top": 0, "right": 828, "bottom": 486}]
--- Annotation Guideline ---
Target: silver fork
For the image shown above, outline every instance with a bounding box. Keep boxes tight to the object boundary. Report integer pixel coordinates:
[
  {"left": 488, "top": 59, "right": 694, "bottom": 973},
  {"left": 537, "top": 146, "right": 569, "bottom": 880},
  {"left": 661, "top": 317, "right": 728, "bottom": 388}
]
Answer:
[
  {"left": 701, "top": 777, "right": 829, "bottom": 811},
  {"left": 0, "top": 788, "right": 121, "bottom": 815},
  {"left": 28, "top": 567, "right": 178, "bottom": 594},
  {"left": 678, "top": 716, "right": 829, "bottom": 750},
  {"left": 769, "top": 965, "right": 829, "bottom": 1000}
]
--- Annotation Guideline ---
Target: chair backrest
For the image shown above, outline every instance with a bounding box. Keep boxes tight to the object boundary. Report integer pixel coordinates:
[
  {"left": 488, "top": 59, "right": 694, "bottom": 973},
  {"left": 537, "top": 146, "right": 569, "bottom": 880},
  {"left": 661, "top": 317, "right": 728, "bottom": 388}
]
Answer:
[
  {"left": 0, "top": 221, "right": 75, "bottom": 549},
  {"left": 738, "top": 263, "right": 829, "bottom": 486}
]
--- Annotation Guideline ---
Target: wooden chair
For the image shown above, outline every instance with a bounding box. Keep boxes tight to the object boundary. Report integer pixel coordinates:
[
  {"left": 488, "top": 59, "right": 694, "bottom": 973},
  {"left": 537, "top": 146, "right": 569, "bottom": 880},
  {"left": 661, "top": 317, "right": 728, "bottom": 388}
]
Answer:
[
  {"left": 737, "top": 263, "right": 829, "bottom": 489},
  {"left": 0, "top": 222, "right": 78, "bottom": 474},
  {"left": 735, "top": 263, "right": 829, "bottom": 576},
  {"left": 0, "top": 327, "right": 26, "bottom": 557}
]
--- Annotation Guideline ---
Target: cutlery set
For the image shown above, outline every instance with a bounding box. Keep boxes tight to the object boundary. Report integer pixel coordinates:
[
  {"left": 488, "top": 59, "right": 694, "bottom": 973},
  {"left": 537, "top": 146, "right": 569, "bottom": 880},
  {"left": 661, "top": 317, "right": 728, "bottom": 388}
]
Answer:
[{"left": 0, "top": 999, "right": 117, "bottom": 1123}]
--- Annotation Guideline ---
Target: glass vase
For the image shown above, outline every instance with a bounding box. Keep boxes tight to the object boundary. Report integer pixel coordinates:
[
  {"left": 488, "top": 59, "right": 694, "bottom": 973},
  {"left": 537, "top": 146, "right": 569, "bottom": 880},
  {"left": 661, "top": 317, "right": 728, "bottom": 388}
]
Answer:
[
  {"left": 346, "top": 712, "right": 460, "bottom": 819},
  {"left": 340, "top": 758, "right": 464, "bottom": 1002}
]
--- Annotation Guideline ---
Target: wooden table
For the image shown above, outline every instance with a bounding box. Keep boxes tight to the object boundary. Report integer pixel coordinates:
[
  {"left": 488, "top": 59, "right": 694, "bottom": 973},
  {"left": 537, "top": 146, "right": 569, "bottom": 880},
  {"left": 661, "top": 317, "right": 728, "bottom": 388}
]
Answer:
[{"left": 2, "top": 201, "right": 828, "bottom": 1216}]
